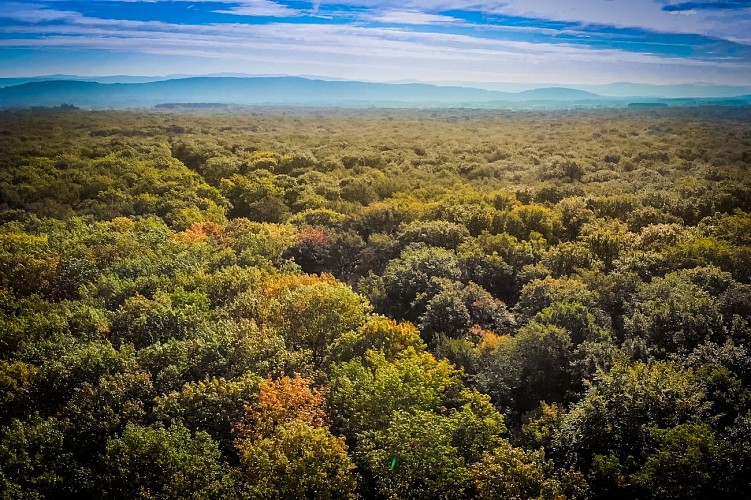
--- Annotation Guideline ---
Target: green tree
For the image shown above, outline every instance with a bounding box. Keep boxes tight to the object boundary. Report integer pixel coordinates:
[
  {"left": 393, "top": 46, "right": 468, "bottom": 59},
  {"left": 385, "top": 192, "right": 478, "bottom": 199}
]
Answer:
[
  {"left": 101, "top": 422, "right": 233, "bottom": 499},
  {"left": 633, "top": 422, "right": 717, "bottom": 499},
  {"left": 61, "top": 371, "right": 154, "bottom": 465},
  {"left": 237, "top": 421, "right": 357, "bottom": 500},
  {"left": 110, "top": 288, "right": 213, "bottom": 349},
  {"left": 476, "top": 322, "right": 573, "bottom": 413},
  {"left": 377, "top": 246, "right": 462, "bottom": 321},
  {"left": 261, "top": 275, "right": 371, "bottom": 367},
  {"left": 325, "top": 315, "right": 425, "bottom": 366},
  {"left": 580, "top": 220, "right": 629, "bottom": 271},
  {"left": 0, "top": 361, "right": 38, "bottom": 424},
  {"left": 0, "top": 417, "right": 72, "bottom": 499},
  {"left": 397, "top": 220, "right": 470, "bottom": 250},
  {"left": 624, "top": 268, "right": 726, "bottom": 357},
  {"left": 472, "top": 440, "right": 588, "bottom": 500},
  {"left": 153, "top": 374, "right": 259, "bottom": 460},
  {"left": 136, "top": 320, "right": 288, "bottom": 392},
  {"left": 418, "top": 280, "right": 513, "bottom": 343},
  {"left": 514, "top": 276, "right": 596, "bottom": 324},
  {"left": 456, "top": 238, "right": 515, "bottom": 300},
  {"left": 34, "top": 340, "right": 135, "bottom": 415},
  {"left": 357, "top": 409, "right": 472, "bottom": 499},
  {"left": 220, "top": 171, "right": 290, "bottom": 222},
  {"left": 551, "top": 361, "right": 710, "bottom": 496},
  {"left": 329, "top": 350, "right": 463, "bottom": 438}
]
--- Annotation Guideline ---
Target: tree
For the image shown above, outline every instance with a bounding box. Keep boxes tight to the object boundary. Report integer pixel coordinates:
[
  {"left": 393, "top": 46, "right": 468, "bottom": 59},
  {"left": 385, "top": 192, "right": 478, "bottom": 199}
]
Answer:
[
  {"left": 284, "top": 226, "right": 366, "bottom": 280},
  {"left": 0, "top": 417, "right": 72, "bottom": 499},
  {"left": 551, "top": 361, "right": 710, "bottom": 496},
  {"left": 236, "top": 421, "right": 357, "bottom": 500},
  {"left": 340, "top": 175, "right": 378, "bottom": 205},
  {"left": 472, "top": 441, "right": 588, "bottom": 500},
  {"left": 456, "top": 238, "right": 515, "bottom": 300},
  {"left": 261, "top": 275, "right": 371, "bottom": 367},
  {"left": 288, "top": 208, "right": 347, "bottom": 230},
  {"left": 110, "top": 289, "right": 213, "bottom": 349},
  {"left": 514, "top": 276, "right": 595, "bottom": 324},
  {"left": 715, "top": 410, "right": 751, "bottom": 496},
  {"left": 197, "top": 156, "right": 239, "bottom": 186},
  {"left": 101, "top": 422, "right": 233, "bottom": 499},
  {"left": 418, "top": 280, "right": 472, "bottom": 342},
  {"left": 542, "top": 241, "right": 595, "bottom": 277},
  {"left": 136, "top": 320, "right": 289, "bottom": 392},
  {"left": 329, "top": 350, "right": 463, "bottom": 438},
  {"left": 418, "top": 280, "right": 513, "bottom": 343},
  {"left": 325, "top": 315, "right": 425, "bottom": 366},
  {"left": 624, "top": 268, "right": 726, "bottom": 357},
  {"left": 377, "top": 246, "right": 462, "bottom": 321},
  {"left": 221, "top": 218, "right": 296, "bottom": 269},
  {"left": 34, "top": 340, "right": 134, "bottom": 415},
  {"left": 357, "top": 409, "right": 472, "bottom": 499},
  {"left": 153, "top": 374, "right": 258, "bottom": 460},
  {"left": 532, "top": 302, "right": 611, "bottom": 346},
  {"left": 556, "top": 196, "right": 594, "bottom": 241},
  {"left": 396, "top": 220, "right": 470, "bottom": 250},
  {"left": 61, "top": 371, "right": 154, "bottom": 473},
  {"left": 475, "top": 322, "right": 573, "bottom": 413},
  {"left": 0, "top": 231, "right": 57, "bottom": 298},
  {"left": 0, "top": 361, "right": 38, "bottom": 424},
  {"left": 234, "top": 375, "right": 326, "bottom": 441},
  {"left": 428, "top": 201, "right": 496, "bottom": 236},
  {"left": 633, "top": 422, "right": 717, "bottom": 499},
  {"left": 352, "top": 199, "right": 421, "bottom": 239},
  {"left": 220, "top": 171, "right": 290, "bottom": 222},
  {"left": 580, "top": 220, "right": 629, "bottom": 271},
  {"left": 505, "top": 204, "right": 561, "bottom": 241}
]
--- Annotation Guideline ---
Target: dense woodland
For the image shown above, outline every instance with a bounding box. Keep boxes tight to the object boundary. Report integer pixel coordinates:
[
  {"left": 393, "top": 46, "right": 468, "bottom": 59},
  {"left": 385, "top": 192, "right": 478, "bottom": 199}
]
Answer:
[{"left": 1, "top": 106, "right": 751, "bottom": 499}]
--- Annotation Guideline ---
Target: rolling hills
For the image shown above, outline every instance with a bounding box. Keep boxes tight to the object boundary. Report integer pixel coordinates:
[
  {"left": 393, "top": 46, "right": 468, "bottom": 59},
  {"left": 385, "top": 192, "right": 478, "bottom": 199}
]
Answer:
[{"left": 1, "top": 76, "right": 749, "bottom": 109}]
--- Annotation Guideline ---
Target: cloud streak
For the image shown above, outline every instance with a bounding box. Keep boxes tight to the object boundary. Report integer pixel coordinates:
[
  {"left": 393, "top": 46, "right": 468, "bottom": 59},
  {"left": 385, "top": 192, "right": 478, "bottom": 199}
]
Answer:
[
  {"left": 363, "top": 10, "right": 460, "bottom": 25},
  {"left": 213, "top": 0, "right": 303, "bottom": 17}
]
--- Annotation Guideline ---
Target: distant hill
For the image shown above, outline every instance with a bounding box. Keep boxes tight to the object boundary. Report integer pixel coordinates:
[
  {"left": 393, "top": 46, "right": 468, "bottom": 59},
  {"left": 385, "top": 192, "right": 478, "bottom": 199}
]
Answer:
[
  {"left": 0, "top": 77, "right": 48, "bottom": 88},
  {"left": 0, "top": 76, "right": 749, "bottom": 110},
  {"left": 0, "top": 73, "right": 350, "bottom": 88},
  {"left": 579, "top": 82, "right": 751, "bottom": 98},
  {"left": 516, "top": 87, "right": 600, "bottom": 100},
  {"left": 0, "top": 77, "right": 511, "bottom": 108},
  {"left": 0, "top": 75, "right": 161, "bottom": 87}
]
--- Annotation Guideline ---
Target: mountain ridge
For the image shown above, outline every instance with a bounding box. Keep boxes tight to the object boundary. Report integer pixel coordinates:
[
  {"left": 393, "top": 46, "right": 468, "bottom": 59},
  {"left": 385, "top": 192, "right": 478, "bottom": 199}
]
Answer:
[{"left": 1, "top": 76, "right": 749, "bottom": 109}]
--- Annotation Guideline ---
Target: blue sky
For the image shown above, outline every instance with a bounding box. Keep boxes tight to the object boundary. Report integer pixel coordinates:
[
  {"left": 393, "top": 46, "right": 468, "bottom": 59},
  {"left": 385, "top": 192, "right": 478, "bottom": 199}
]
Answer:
[{"left": 1, "top": 0, "right": 750, "bottom": 86}]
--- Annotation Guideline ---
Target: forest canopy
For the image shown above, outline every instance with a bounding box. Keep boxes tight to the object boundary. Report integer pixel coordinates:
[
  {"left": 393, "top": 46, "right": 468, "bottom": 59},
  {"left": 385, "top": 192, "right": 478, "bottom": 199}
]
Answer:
[{"left": 1, "top": 106, "right": 750, "bottom": 499}]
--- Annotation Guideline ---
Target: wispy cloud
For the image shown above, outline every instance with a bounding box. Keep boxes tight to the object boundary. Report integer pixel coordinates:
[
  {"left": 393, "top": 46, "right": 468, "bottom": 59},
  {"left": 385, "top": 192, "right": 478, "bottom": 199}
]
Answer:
[
  {"left": 0, "top": 2, "right": 81, "bottom": 23},
  {"left": 364, "top": 10, "right": 460, "bottom": 25},
  {"left": 213, "top": 0, "right": 303, "bottom": 17},
  {"left": 471, "top": 0, "right": 751, "bottom": 43}
]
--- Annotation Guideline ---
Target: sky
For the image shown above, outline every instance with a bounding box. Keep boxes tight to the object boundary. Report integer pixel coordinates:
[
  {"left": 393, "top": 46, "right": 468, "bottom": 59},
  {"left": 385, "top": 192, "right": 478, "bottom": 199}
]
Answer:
[{"left": 0, "top": 0, "right": 750, "bottom": 86}]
